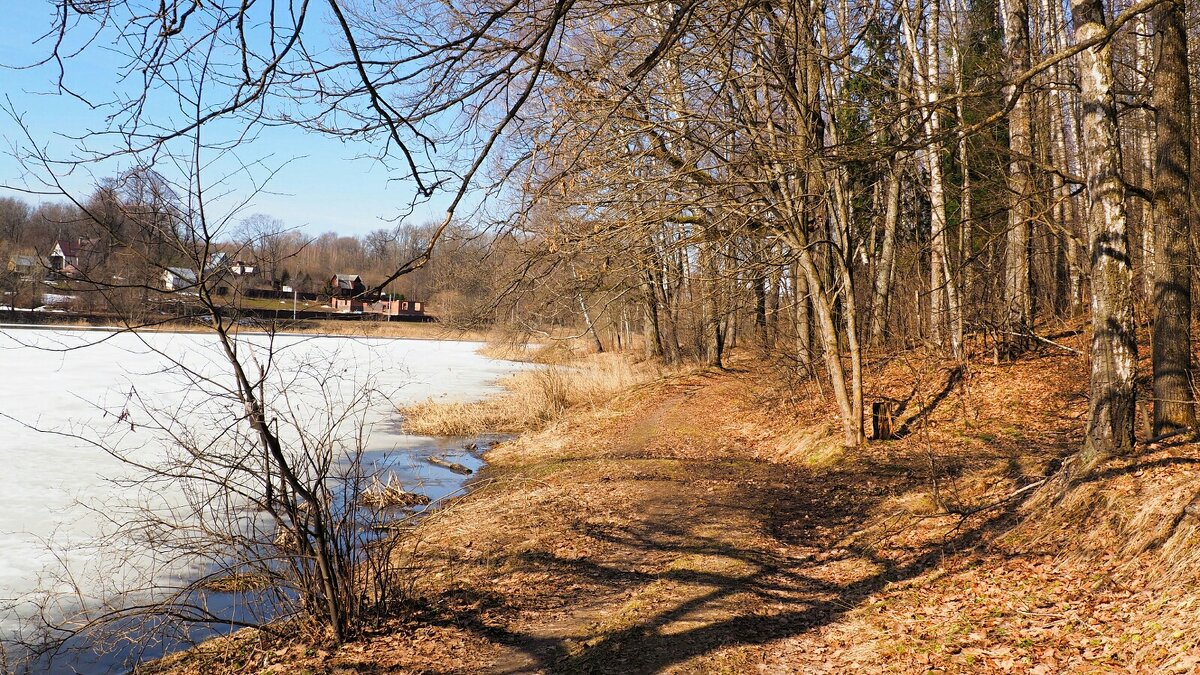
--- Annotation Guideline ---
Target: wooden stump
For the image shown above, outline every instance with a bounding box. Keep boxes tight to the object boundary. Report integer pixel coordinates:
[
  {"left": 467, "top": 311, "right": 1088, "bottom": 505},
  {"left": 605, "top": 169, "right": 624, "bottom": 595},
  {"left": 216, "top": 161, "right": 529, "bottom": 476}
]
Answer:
[{"left": 872, "top": 401, "right": 895, "bottom": 441}]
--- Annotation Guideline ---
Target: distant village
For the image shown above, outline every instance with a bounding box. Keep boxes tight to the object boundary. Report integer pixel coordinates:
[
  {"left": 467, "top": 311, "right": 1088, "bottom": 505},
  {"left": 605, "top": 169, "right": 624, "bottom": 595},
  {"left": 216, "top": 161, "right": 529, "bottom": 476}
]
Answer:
[{"left": 5, "top": 235, "right": 430, "bottom": 323}]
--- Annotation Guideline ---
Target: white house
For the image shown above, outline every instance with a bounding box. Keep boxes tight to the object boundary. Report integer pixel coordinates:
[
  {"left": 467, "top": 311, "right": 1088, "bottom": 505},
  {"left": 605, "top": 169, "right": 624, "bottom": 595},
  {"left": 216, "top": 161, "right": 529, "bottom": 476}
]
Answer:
[{"left": 161, "top": 267, "right": 198, "bottom": 291}]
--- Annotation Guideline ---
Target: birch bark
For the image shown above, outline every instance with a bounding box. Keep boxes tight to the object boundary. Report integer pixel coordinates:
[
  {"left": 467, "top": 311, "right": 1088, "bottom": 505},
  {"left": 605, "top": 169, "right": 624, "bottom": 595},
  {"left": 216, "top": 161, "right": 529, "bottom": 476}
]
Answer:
[{"left": 1074, "top": 0, "right": 1137, "bottom": 464}]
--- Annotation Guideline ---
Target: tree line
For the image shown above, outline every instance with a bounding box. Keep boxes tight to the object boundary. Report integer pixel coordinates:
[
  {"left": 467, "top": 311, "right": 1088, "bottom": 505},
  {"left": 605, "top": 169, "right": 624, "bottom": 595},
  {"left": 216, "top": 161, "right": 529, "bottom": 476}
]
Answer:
[
  {"left": 25, "top": 0, "right": 1200, "bottom": 462},
  {"left": 0, "top": 184, "right": 529, "bottom": 325},
  {"left": 458, "top": 0, "right": 1195, "bottom": 462}
]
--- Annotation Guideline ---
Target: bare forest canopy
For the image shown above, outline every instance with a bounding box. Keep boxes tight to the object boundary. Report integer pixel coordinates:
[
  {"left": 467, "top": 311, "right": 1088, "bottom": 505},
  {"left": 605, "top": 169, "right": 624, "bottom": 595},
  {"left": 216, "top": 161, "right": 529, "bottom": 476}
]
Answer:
[{"left": 13, "top": 0, "right": 1198, "bottom": 455}]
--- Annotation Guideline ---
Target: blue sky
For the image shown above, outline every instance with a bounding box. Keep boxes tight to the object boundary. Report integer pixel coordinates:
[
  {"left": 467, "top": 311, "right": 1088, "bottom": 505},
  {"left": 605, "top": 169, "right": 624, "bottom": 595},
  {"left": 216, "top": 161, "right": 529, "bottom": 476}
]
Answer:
[{"left": 0, "top": 2, "right": 448, "bottom": 237}]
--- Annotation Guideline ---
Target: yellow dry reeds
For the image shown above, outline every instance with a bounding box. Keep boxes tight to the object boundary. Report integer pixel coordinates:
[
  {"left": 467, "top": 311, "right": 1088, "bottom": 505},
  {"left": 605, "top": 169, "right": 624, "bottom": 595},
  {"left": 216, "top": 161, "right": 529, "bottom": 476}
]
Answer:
[
  {"left": 400, "top": 353, "right": 658, "bottom": 436},
  {"left": 476, "top": 336, "right": 587, "bottom": 364},
  {"left": 201, "top": 572, "right": 271, "bottom": 593}
]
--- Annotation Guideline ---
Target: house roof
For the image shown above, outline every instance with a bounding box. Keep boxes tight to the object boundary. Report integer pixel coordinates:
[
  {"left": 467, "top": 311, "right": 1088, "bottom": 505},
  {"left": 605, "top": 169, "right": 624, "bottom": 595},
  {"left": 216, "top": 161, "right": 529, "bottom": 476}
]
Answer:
[
  {"left": 53, "top": 238, "right": 98, "bottom": 259},
  {"left": 52, "top": 240, "right": 78, "bottom": 259},
  {"left": 165, "top": 267, "right": 198, "bottom": 284},
  {"left": 12, "top": 254, "right": 39, "bottom": 268}
]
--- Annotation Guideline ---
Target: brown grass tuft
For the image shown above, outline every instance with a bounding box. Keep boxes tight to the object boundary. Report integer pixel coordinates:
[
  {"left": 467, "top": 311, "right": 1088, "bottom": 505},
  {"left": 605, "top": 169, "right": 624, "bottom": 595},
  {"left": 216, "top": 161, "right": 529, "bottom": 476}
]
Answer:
[
  {"left": 399, "top": 352, "right": 660, "bottom": 436},
  {"left": 1012, "top": 446, "right": 1200, "bottom": 575},
  {"left": 359, "top": 473, "right": 432, "bottom": 509},
  {"left": 200, "top": 572, "right": 271, "bottom": 594}
]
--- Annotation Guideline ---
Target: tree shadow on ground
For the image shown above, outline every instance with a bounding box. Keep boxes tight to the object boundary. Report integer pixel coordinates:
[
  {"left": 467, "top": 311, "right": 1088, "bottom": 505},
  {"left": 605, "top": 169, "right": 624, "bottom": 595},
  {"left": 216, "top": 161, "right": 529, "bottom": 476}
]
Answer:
[
  {"left": 892, "top": 365, "right": 964, "bottom": 438},
  {"left": 417, "top": 448, "right": 1044, "bottom": 674}
]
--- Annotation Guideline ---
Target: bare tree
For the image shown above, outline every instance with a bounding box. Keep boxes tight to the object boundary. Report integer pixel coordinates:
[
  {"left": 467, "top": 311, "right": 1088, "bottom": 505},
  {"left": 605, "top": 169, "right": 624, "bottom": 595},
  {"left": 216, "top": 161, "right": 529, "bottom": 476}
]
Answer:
[
  {"left": 1150, "top": 0, "right": 1196, "bottom": 435},
  {"left": 1002, "top": 0, "right": 1035, "bottom": 355},
  {"left": 1074, "top": 0, "right": 1137, "bottom": 465}
]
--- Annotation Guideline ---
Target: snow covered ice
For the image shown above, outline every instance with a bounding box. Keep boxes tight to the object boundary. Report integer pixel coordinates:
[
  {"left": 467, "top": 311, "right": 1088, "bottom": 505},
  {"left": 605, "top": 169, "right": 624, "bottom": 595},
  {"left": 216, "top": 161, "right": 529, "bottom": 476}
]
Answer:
[{"left": 0, "top": 327, "right": 523, "bottom": 644}]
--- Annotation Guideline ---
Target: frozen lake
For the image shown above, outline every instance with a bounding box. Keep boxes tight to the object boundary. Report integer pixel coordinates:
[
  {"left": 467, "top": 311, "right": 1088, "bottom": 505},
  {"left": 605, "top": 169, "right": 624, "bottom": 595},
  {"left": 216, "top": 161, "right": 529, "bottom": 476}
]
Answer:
[{"left": 0, "top": 327, "right": 522, "bottom": 667}]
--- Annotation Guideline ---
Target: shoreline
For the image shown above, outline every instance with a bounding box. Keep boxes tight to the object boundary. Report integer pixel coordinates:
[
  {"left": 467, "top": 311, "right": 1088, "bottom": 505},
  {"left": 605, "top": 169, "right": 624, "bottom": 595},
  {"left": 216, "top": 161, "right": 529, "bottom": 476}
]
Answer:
[
  {"left": 0, "top": 320, "right": 496, "bottom": 343},
  {"left": 131, "top": 435, "right": 515, "bottom": 675}
]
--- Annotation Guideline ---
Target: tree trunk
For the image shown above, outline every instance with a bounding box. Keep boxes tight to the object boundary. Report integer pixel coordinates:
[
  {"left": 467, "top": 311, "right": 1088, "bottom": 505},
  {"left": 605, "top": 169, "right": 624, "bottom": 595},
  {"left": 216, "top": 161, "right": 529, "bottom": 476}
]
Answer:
[
  {"left": 792, "top": 260, "right": 812, "bottom": 366},
  {"left": 754, "top": 246, "right": 769, "bottom": 349},
  {"left": 1003, "top": 0, "right": 1034, "bottom": 353},
  {"left": 641, "top": 266, "right": 666, "bottom": 360},
  {"left": 1074, "top": 0, "right": 1137, "bottom": 465},
  {"left": 1151, "top": 0, "right": 1196, "bottom": 434},
  {"left": 902, "top": 2, "right": 961, "bottom": 356},
  {"left": 1137, "top": 13, "right": 1156, "bottom": 307},
  {"left": 797, "top": 244, "right": 864, "bottom": 447},
  {"left": 871, "top": 154, "right": 902, "bottom": 346}
]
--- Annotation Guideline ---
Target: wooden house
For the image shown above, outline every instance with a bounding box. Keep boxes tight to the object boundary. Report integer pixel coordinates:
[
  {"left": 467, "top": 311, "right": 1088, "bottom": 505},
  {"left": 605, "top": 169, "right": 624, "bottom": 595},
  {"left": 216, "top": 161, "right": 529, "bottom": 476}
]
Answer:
[
  {"left": 329, "top": 274, "right": 367, "bottom": 298},
  {"left": 8, "top": 254, "right": 42, "bottom": 276}
]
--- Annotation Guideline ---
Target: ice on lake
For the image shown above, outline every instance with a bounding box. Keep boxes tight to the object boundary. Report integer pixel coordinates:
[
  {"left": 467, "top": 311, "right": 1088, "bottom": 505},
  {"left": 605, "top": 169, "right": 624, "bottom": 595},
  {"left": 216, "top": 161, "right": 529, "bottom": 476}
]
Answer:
[{"left": 0, "top": 326, "right": 523, "bottom": 650}]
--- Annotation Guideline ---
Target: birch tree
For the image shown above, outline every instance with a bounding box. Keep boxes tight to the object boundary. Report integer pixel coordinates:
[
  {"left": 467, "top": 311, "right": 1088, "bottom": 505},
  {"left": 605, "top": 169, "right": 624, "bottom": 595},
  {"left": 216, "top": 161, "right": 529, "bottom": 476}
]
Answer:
[
  {"left": 1002, "top": 0, "right": 1035, "bottom": 353},
  {"left": 1074, "top": 0, "right": 1137, "bottom": 464}
]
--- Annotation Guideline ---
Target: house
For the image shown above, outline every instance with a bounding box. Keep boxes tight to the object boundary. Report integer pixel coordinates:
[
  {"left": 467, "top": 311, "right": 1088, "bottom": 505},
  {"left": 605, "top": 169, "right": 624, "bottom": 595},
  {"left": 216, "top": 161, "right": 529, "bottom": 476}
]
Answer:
[
  {"left": 48, "top": 237, "right": 100, "bottom": 277},
  {"left": 7, "top": 255, "right": 42, "bottom": 276},
  {"left": 329, "top": 274, "right": 371, "bottom": 312},
  {"left": 162, "top": 267, "right": 198, "bottom": 291},
  {"left": 329, "top": 274, "right": 367, "bottom": 298},
  {"left": 365, "top": 297, "right": 427, "bottom": 317},
  {"left": 332, "top": 296, "right": 364, "bottom": 312}
]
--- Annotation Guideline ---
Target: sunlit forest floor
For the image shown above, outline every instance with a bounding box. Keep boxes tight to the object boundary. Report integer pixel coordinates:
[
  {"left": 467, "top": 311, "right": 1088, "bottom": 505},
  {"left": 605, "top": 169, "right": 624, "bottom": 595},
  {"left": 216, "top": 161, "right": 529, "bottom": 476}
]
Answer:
[{"left": 150, "top": 330, "right": 1200, "bottom": 673}]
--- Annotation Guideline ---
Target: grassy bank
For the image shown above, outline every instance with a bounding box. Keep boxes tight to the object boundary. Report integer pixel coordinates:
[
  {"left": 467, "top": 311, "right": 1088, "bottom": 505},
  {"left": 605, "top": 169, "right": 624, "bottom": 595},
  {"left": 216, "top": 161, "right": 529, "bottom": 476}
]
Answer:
[
  {"left": 143, "top": 335, "right": 1200, "bottom": 673},
  {"left": 399, "top": 351, "right": 664, "bottom": 436}
]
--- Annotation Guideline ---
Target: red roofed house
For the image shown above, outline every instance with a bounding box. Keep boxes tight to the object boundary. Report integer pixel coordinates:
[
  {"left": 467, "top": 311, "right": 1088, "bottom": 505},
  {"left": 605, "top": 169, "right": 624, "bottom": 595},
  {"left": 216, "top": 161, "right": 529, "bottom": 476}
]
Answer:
[{"left": 48, "top": 237, "right": 100, "bottom": 278}]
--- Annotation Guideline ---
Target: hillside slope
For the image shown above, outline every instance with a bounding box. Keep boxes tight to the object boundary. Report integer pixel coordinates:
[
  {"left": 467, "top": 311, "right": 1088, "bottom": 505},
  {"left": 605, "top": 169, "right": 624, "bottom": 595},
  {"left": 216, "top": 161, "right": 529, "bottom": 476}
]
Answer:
[{"left": 153, "top": 338, "right": 1200, "bottom": 673}]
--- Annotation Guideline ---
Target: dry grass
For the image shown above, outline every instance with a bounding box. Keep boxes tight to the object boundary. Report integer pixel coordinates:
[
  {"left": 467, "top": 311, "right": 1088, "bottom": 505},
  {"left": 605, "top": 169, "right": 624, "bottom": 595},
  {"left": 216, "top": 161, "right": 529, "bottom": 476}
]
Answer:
[
  {"left": 200, "top": 572, "right": 271, "bottom": 594},
  {"left": 359, "top": 473, "right": 432, "bottom": 509},
  {"left": 136, "top": 328, "right": 1200, "bottom": 674},
  {"left": 1010, "top": 444, "right": 1200, "bottom": 578},
  {"left": 295, "top": 320, "right": 494, "bottom": 341},
  {"left": 400, "top": 352, "right": 660, "bottom": 436},
  {"left": 477, "top": 335, "right": 592, "bottom": 364}
]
